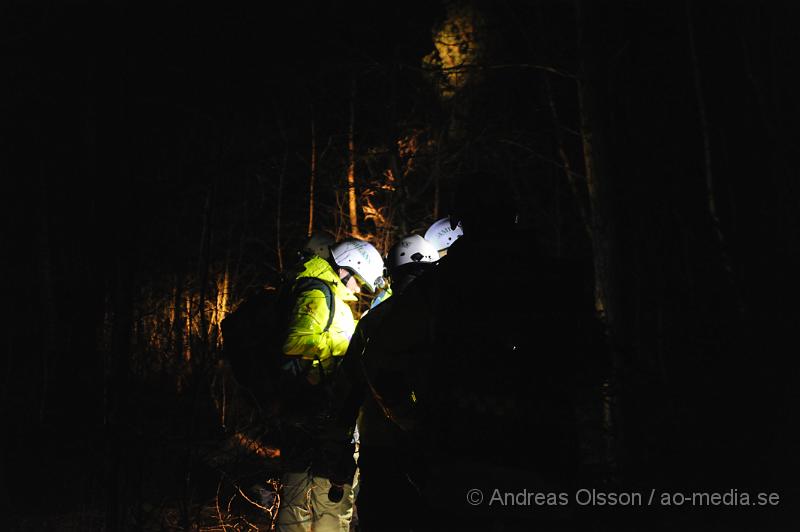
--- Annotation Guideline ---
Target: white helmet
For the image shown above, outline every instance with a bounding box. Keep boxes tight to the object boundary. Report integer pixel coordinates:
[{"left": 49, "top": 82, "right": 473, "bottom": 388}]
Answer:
[
  {"left": 330, "top": 239, "right": 385, "bottom": 293},
  {"left": 303, "top": 232, "right": 335, "bottom": 260},
  {"left": 387, "top": 234, "right": 438, "bottom": 272},
  {"left": 423, "top": 216, "right": 464, "bottom": 252}
]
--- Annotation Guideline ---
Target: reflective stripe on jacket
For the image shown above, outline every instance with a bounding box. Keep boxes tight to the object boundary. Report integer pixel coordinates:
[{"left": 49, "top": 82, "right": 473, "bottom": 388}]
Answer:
[{"left": 369, "top": 286, "right": 393, "bottom": 309}]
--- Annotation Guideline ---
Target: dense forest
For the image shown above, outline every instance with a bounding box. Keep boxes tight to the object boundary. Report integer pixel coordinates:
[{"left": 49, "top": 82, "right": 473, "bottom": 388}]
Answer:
[{"left": 3, "top": 0, "right": 799, "bottom": 530}]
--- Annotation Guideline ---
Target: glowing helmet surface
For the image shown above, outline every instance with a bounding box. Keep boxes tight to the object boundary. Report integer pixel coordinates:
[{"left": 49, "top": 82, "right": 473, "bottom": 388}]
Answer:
[
  {"left": 387, "top": 234, "right": 439, "bottom": 273},
  {"left": 424, "top": 216, "right": 464, "bottom": 252},
  {"left": 330, "top": 239, "right": 385, "bottom": 293}
]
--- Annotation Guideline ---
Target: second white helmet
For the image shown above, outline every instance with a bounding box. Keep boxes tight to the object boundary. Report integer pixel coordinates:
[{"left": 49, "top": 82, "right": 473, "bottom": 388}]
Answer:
[
  {"left": 387, "top": 234, "right": 438, "bottom": 272},
  {"left": 423, "top": 216, "right": 464, "bottom": 253},
  {"left": 330, "top": 239, "right": 385, "bottom": 293},
  {"left": 303, "top": 232, "right": 335, "bottom": 260}
]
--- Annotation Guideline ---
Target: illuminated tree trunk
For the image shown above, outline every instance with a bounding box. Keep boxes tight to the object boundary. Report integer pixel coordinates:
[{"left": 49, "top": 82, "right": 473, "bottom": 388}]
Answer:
[
  {"left": 172, "top": 274, "right": 184, "bottom": 362},
  {"left": 184, "top": 291, "right": 192, "bottom": 366},
  {"left": 308, "top": 114, "right": 316, "bottom": 237},
  {"left": 386, "top": 151, "right": 404, "bottom": 247},
  {"left": 212, "top": 264, "right": 230, "bottom": 352},
  {"left": 347, "top": 79, "right": 360, "bottom": 237}
]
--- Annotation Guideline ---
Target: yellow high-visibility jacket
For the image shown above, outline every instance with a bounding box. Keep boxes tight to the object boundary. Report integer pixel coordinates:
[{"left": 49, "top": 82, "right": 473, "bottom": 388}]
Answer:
[{"left": 281, "top": 255, "right": 357, "bottom": 373}]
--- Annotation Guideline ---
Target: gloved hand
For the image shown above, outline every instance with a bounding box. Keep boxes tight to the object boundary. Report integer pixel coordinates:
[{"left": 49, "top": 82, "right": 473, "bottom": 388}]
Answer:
[{"left": 318, "top": 440, "right": 356, "bottom": 502}]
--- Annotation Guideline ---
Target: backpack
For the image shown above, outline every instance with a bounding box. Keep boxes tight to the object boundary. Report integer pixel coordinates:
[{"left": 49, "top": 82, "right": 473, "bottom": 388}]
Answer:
[{"left": 220, "top": 277, "right": 335, "bottom": 408}]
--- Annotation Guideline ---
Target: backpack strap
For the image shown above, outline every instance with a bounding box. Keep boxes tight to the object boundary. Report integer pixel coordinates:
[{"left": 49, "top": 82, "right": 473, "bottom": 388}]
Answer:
[
  {"left": 293, "top": 277, "right": 335, "bottom": 332},
  {"left": 284, "top": 278, "right": 337, "bottom": 386}
]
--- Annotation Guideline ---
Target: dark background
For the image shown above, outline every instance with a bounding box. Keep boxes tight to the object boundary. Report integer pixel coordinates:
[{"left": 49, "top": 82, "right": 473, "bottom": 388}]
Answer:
[{"left": 3, "top": 0, "right": 799, "bottom": 529}]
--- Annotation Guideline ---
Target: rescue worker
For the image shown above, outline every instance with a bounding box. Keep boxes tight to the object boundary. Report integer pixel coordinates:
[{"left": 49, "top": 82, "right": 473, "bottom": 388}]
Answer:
[
  {"left": 276, "top": 238, "right": 384, "bottom": 532},
  {"left": 423, "top": 216, "right": 464, "bottom": 257},
  {"left": 324, "top": 234, "right": 440, "bottom": 531},
  {"left": 346, "top": 170, "right": 609, "bottom": 530},
  {"left": 385, "top": 234, "right": 439, "bottom": 294},
  {"left": 368, "top": 234, "right": 440, "bottom": 311}
]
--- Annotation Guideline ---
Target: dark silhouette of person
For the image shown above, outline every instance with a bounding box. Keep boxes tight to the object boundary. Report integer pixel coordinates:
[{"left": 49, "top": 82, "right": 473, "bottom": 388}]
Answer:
[{"left": 329, "top": 170, "right": 610, "bottom": 530}]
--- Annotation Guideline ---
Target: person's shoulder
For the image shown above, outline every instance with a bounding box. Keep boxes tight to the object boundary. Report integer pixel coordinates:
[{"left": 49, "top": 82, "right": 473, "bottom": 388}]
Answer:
[
  {"left": 293, "top": 256, "right": 355, "bottom": 300},
  {"left": 385, "top": 266, "right": 440, "bottom": 315},
  {"left": 289, "top": 278, "right": 340, "bottom": 308},
  {"left": 358, "top": 297, "right": 392, "bottom": 329}
]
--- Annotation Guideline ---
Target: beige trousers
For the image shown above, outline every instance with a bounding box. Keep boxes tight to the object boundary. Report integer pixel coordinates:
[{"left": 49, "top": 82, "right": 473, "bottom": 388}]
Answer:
[{"left": 275, "top": 471, "right": 355, "bottom": 532}]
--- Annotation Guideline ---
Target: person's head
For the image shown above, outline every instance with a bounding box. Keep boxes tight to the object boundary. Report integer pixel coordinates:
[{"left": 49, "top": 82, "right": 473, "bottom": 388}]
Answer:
[
  {"left": 386, "top": 234, "right": 438, "bottom": 289},
  {"left": 329, "top": 239, "right": 385, "bottom": 294},
  {"left": 302, "top": 232, "right": 335, "bottom": 260},
  {"left": 424, "top": 217, "right": 464, "bottom": 257},
  {"left": 450, "top": 170, "right": 519, "bottom": 238}
]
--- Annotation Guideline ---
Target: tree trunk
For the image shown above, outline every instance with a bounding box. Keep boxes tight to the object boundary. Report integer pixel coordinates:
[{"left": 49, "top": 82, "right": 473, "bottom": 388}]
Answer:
[
  {"left": 308, "top": 114, "right": 317, "bottom": 237},
  {"left": 542, "top": 72, "right": 591, "bottom": 239},
  {"left": 171, "top": 274, "right": 184, "bottom": 361},
  {"left": 686, "top": 0, "right": 745, "bottom": 317},
  {"left": 197, "top": 186, "right": 213, "bottom": 365},
  {"left": 347, "top": 78, "right": 360, "bottom": 237},
  {"left": 575, "top": 0, "right": 622, "bottom": 475},
  {"left": 433, "top": 129, "right": 444, "bottom": 220},
  {"left": 276, "top": 143, "right": 288, "bottom": 272}
]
